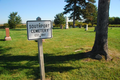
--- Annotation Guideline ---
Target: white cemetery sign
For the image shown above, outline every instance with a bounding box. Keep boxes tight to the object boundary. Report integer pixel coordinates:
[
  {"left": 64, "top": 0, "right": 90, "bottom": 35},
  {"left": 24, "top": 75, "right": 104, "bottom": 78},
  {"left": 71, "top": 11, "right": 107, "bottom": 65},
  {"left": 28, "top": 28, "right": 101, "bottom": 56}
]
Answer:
[
  {"left": 27, "top": 20, "right": 52, "bottom": 40},
  {"left": 27, "top": 19, "right": 52, "bottom": 80}
]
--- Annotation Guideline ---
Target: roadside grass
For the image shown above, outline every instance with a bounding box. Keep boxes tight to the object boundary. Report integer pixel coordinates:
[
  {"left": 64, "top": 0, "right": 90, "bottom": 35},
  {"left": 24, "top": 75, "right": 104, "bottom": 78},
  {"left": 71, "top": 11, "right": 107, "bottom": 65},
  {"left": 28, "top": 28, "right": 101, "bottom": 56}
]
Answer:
[{"left": 0, "top": 27, "right": 120, "bottom": 80}]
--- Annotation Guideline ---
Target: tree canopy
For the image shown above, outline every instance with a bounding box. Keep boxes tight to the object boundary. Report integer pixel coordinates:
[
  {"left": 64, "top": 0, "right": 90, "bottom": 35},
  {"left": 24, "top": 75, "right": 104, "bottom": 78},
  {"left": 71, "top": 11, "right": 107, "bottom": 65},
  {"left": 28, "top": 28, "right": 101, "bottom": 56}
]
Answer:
[
  {"left": 84, "top": 4, "right": 97, "bottom": 26},
  {"left": 8, "top": 12, "right": 22, "bottom": 29},
  {"left": 54, "top": 13, "right": 65, "bottom": 28},
  {"left": 64, "top": 0, "right": 96, "bottom": 28}
]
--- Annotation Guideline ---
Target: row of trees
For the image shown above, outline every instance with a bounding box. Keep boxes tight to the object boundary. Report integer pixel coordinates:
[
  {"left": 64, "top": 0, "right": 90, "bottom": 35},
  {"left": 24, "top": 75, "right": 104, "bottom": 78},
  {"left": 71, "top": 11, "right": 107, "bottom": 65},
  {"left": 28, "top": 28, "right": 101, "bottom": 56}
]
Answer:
[
  {"left": 54, "top": 0, "right": 98, "bottom": 28},
  {"left": 109, "top": 17, "right": 120, "bottom": 24},
  {"left": 53, "top": 14, "right": 120, "bottom": 28}
]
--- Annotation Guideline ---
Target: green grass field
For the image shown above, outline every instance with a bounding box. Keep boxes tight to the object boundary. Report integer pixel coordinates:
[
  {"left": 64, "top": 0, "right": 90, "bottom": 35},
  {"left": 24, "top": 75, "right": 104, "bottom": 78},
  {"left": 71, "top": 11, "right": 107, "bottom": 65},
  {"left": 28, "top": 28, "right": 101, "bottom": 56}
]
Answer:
[{"left": 0, "top": 27, "right": 120, "bottom": 80}]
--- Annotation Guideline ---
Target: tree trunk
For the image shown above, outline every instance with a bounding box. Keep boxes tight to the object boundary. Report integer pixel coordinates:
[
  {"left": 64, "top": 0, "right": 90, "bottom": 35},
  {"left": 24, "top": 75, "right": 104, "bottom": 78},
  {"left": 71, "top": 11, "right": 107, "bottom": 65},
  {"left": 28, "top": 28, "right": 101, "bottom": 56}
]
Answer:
[
  {"left": 60, "top": 24, "right": 63, "bottom": 29},
  {"left": 73, "top": 13, "right": 75, "bottom": 28},
  {"left": 90, "top": 0, "right": 111, "bottom": 60},
  {"left": 73, "top": 1, "right": 76, "bottom": 28}
]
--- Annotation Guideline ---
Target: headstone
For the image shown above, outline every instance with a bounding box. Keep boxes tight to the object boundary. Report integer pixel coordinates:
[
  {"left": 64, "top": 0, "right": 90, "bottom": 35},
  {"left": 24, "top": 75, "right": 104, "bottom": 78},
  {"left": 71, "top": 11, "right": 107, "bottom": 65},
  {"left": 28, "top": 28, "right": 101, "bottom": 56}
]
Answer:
[
  {"left": 79, "top": 25, "right": 82, "bottom": 28},
  {"left": 65, "top": 17, "right": 69, "bottom": 29},
  {"left": 85, "top": 24, "right": 88, "bottom": 31},
  {"left": 60, "top": 25, "right": 63, "bottom": 29},
  {"left": 5, "top": 28, "right": 11, "bottom": 41}
]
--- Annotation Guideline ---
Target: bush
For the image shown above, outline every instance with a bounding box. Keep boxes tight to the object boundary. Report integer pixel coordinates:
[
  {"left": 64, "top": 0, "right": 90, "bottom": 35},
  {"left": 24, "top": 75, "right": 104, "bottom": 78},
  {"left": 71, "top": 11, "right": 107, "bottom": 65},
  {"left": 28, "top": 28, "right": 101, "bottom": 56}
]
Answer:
[
  {"left": 109, "top": 24, "right": 120, "bottom": 27},
  {"left": 0, "top": 23, "right": 9, "bottom": 29},
  {"left": 68, "top": 22, "right": 73, "bottom": 26},
  {"left": 4, "top": 23, "right": 9, "bottom": 28},
  {"left": 8, "top": 12, "right": 22, "bottom": 29},
  {"left": 0, "top": 26, "right": 5, "bottom": 29},
  {"left": 16, "top": 24, "right": 26, "bottom": 28}
]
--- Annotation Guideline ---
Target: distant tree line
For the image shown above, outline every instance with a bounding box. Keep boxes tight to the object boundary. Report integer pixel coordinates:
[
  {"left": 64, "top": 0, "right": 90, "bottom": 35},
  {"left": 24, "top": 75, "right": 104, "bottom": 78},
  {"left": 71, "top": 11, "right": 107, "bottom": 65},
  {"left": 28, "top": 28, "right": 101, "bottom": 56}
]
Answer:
[{"left": 109, "top": 17, "right": 120, "bottom": 24}]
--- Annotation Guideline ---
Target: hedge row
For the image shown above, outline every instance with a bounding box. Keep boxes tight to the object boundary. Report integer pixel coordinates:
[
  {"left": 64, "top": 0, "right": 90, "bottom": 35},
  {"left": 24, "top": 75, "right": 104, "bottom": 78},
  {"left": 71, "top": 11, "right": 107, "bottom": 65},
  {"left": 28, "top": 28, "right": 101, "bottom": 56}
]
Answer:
[
  {"left": 0, "top": 24, "right": 26, "bottom": 29},
  {"left": 0, "top": 24, "right": 120, "bottom": 29}
]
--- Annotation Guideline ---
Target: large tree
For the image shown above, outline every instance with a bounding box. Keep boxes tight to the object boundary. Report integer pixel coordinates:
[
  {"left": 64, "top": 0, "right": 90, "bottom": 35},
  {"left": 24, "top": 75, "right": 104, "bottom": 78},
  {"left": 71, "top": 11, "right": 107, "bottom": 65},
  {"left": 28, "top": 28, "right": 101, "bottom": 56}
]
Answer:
[
  {"left": 54, "top": 13, "right": 65, "bottom": 29},
  {"left": 64, "top": 0, "right": 95, "bottom": 28},
  {"left": 90, "top": 0, "right": 112, "bottom": 60},
  {"left": 8, "top": 12, "right": 22, "bottom": 29}
]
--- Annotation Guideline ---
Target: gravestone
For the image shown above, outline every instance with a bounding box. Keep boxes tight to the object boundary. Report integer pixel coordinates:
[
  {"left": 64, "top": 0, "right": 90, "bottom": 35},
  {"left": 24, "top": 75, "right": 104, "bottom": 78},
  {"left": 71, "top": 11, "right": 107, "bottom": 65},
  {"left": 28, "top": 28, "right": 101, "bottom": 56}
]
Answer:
[
  {"left": 60, "top": 25, "right": 63, "bottom": 29},
  {"left": 5, "top": 28, "right": 11, "bottom": 41},
  {"left": 79, "top": 25, "right": 82, "bottom": 28},
  {"left": 65, "top": 17, "right": 69, "bottom": 29},
  {"left": 85, "top": 24, "right": 88, "bottom": 31}
]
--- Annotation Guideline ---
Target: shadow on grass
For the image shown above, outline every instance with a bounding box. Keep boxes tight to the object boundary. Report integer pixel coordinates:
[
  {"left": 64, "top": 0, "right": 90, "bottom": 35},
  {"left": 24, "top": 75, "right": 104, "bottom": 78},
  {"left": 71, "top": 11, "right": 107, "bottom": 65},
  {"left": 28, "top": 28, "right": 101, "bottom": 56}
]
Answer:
[
  {"left": 86, "top": 31, "right": 95, "bottom": 33},
  {"left": 0, "top": 46, "right": 88, "bottom": 79},
  {"left": 0, "top": 39, "right": 5, "bottom": 41},
  {"left": 44, "top": 52, "right": 87, "bottom": 64},
  {"left": 52, "top": 27, "right": 61, "bottom": 29},
  {"left": 0, "top": 46, "right": 12, "bottom": 54}
]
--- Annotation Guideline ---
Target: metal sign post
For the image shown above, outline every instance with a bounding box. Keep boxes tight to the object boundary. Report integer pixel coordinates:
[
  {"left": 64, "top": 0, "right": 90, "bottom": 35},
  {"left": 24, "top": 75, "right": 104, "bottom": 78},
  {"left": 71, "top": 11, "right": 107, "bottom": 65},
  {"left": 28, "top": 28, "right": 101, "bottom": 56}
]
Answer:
[{"left": 26, "top": 17, "right": 52, "bottom": 80}]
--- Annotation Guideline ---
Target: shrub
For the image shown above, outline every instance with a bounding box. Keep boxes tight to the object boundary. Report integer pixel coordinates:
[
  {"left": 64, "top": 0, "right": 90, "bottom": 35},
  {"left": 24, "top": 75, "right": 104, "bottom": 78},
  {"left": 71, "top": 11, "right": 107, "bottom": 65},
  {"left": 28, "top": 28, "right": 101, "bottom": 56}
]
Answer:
[
  {"left": 4, "top": 23, "right": 9, "bottom": 28},
  {"left": 16, "top": 24, "right": 26, "bottom": 28}
]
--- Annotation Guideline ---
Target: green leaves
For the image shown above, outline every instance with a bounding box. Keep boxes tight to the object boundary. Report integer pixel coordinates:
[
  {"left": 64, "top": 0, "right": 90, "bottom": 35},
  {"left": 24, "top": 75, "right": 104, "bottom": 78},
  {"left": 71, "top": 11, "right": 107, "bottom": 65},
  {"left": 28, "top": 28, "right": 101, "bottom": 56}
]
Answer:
[
  {"left": 84, "top": 4, "right": 97, "bottom": 25},
  {"left": 54, "top": 13, "right": 65, "bottom": 27},
  {"left": 8, "top": 12, "right": 22, "bottom": 29},
  {"left": 64, "top": 0, "right": 96, "bottom": 28},
  {"left": 64, "top": 0, "right": 96, "bottom": 20},
  {"left": 109, "top": 17, "right": 120, "bottom": 24}
]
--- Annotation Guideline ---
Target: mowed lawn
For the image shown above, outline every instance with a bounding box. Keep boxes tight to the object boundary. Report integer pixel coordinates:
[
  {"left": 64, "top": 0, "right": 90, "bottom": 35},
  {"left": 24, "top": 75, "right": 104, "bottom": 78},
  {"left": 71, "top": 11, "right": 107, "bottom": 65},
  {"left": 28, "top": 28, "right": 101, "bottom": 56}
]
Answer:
[{"left": 0, "top": 27, "right": 120, "bottom": 80}]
